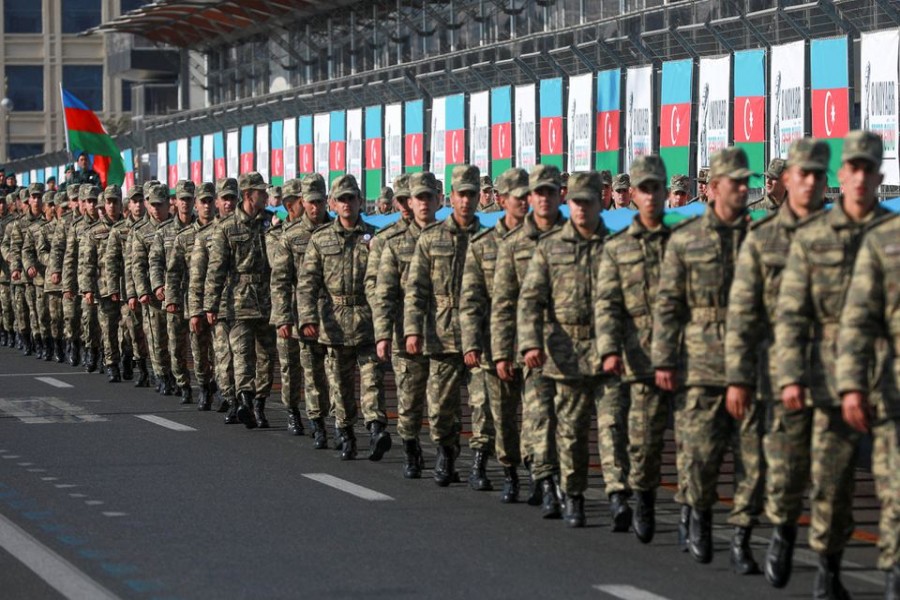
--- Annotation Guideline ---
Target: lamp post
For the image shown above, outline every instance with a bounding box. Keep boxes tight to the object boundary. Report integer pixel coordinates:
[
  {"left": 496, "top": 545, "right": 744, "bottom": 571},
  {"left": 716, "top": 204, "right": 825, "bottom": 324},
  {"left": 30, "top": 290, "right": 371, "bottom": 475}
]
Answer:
[{"left": 0, "top": 97, "right": 12, "bottom": 163}]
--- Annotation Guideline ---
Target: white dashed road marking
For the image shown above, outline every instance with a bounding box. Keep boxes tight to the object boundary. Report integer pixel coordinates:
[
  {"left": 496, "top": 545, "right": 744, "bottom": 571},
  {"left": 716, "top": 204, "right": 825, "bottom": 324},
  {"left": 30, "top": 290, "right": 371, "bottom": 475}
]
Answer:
[
  {"left": 302, "top": 473, "right": 393, "bottom": 501},
  {"left": 135, "top": 415, "right": 196, "bottom": 432},
  {"left": 594, "top": 585, "right": 671, "bottom": 600},
  {"left": 34, "top": 377, "right": 74, "bottom": 389}
]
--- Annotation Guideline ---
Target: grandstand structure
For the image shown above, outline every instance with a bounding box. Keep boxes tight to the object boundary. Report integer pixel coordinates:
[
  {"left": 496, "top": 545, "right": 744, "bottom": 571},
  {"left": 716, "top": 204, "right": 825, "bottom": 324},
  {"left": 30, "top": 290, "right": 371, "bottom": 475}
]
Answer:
[{"left": 5, "top": 0, "right": 900, "bottom": 197}]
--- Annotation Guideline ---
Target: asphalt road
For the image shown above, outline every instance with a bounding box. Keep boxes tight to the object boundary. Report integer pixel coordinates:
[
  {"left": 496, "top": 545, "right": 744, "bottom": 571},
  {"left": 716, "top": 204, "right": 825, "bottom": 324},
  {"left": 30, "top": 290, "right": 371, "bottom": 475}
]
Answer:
[{"left": 0, "top": 347, "right": 887, "bottom": 600}]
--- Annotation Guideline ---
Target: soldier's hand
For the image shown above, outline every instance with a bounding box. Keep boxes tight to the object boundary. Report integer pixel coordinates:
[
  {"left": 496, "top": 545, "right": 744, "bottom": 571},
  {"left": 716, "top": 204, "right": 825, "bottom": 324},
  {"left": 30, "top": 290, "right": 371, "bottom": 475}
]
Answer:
[
  {"left": 376, "top": 340, "right": 391, "bottom": 363},
  {"left": 26, "top": 267, "right": 37, "bottom": 279},
  {"left": 190, "top": 316, "right": 204, "bottom": 334},
  {"left": 128, "top": 298, "right": 139, "bottom": 311},
  {"left": 50, "top": 273, "right": 61, "bottom": 285},
  {"left": 139, "top": 294, "right": 151, "bottom": 305},
  {"left": 781, "top": 384, "right": 805, "bottom": 411},
  {"left": 523, "top": 349, "right": 545, "bottom": 369},
  {"left": 155, "top": 286, "right": 166, "bottom": 302},
  {"left": 655, "top": 368, "right": 677, "bottom": 392},
  {"left": 841, "top": 391, "right": 871, "bottom": 433},
  {"left": 301, "top": 324, "right": 319, "bottom": 339},
  {"left": 277, "top": 324, "right": 293, "bottom": 340},
  {"left": 726, "top": 385, "right": 752, "bottom": 420},
  {"left": 464, "top": 350, "right": 481, "bottom": 369},
  {"left": 84, "top": 292, "right": 95, "bottom": 305},
  {"left": 602, "top": 354, "right": 624, "bottom": 376},
  {"left": 63, "top": 291, "right": 74, "bottom": 301},
  {"left": 405, "top": 335, "right": 422, "bottom": 355},
  {"left": 11, "top": 270, "right": 20, "bottom": 281},
  {"left": 496, "top": 360, "right": 515, "bottom": 382},
  {"left": 206, "top": 312, "right": 218, "bottom": 326},
  {"left": 165, "top": 303, "right": 178, "bottom": 314},
  {"left": 110, "top": 293, "right": 120, "bottom": 302}
]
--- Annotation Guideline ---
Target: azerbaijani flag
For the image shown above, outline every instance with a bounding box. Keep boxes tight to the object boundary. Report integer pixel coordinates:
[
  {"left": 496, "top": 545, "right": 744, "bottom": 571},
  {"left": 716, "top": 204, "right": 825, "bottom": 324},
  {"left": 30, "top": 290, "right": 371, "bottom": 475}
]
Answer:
[
  {"left": 271, "top": 120, "right": 284, "bottom": 186},
  {"left": 329, "top": 110, "right": 346, "bottom": 184},
  {"left": 190, "top": 136, "right": 202, "bottom": 183},
  {"left": 811, "top": 37, "right": 850, "bottom": 187},
  {"left": 167, "top": 140, "right": 178, "bottom": 192},
  {"left": 539, "top": 78, "right": 564, "bottom": 169},
  {"left": 405, "top": 100, "right": 424, "bottom": 174},
  {"left": 445, "top": 94, "right": 466, "bottom": 188},
  {"left": 734, "top": 49, "right": 766, "bottom": 188},
  {"left": 365, "top": 105, "right": 383, "bottom": 200},
  {"left": 239, "top": 125, "right": 255, "bottom": 174},
  {"left": 298, "top": 116, "right": 314, "bottom": 177},
  {"left": 660, "top": 59, "right": 693, "bottom": 178},
  {"left": 491, "top": 86, "right": 512, "bottom": 178},
  {"left": 61, "top": 88, "right": 125, "bottom": 186},
  {"left": 213, "top": 132, "right": 226, "bottom": 179},
  {"left": 122, "top": 149, "right": 134, "bottom": 194},
  {"left": 595, "top": 69, "right": 621, "bottom": 173}
]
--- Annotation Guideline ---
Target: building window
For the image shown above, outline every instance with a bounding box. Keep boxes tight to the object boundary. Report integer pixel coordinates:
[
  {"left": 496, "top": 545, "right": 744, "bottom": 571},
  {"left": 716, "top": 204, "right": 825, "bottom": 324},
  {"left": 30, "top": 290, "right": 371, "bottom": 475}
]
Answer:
[
  {"left": 61, "top": 0, "right": 101, "bottom": 34},
  {"left": 4, "top": 0, "right": 42, "bottom": 33},
  {"left": 9, "top": 143, "right": 44, "bottom": 160},
  {"left": 121, "top": 79, "right": 133, "bottom": 112},
  {"left": 63, "top": 66, "right": 103, "bottom": 111},
  {"left": 5, "top": 66, "right": 44, "bottom": 111}
]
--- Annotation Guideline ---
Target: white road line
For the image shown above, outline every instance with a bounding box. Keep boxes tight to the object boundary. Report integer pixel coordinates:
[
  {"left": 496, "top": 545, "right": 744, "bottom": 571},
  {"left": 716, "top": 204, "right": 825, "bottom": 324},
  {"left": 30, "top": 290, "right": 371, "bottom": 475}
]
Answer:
[
  {"left": 34, "top": 377, "right": 74, "bottom": 389},
  {"left": 301, "top": 473, "right": 393, "bottom": 501},
  {"left": 54, "top": 484, "right": 78, "bottom": 489},
  {"left": 134, "top": 415, "right": 196, "bottom": 432},
  {"left": 41, "top": 477, "right": 58, "bottom": 481},
  {"left": 0, "top": 510, "right": 121, "bottom": 600},
  {"left": 69, "top": 494, "right": 87, "bottom": 499},
  {"left": 593, "top": 584, "right": 670, "bottom": 600},
  {"left": 2, "top": 455, "right": 21, "bottom": 459},
  {"left": 101, "top": 512, "right": 127, "bottom": 518},
  {"left": 84, "top": 501, "right": 103, "bottom": 506},
  {"left": 17, "top": 462, "right": 33, "bottom": 466},
  {"left": 0, "top": 372, "right": 92, "bottom": 377}
]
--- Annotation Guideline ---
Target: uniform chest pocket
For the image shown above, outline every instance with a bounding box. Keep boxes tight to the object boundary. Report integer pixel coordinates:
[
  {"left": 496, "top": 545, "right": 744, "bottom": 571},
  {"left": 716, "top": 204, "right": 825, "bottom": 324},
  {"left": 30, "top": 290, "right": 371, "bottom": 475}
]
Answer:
[
  {"left": 618, "top": 250, "right": 645, "bottom": 287},
  {"left": 319, "top": 243, "right": 342, "bottom": 256},
  {"left": 548, "top": 248, "right": 575, "bottom": 265},
  {"left": 687, "top": 248, "right": 721, "bottom": 289},
  {"left": 809, "top": 251, "right": 845, "bottom": 319}
]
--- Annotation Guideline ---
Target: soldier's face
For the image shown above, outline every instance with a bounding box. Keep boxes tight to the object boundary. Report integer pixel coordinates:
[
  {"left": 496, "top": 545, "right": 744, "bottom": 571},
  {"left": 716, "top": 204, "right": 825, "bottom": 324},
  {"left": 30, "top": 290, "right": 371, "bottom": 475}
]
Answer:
[
  {"left": 302, "top": 197, "right": 326, "bottom": 223},
  {"left": 634, "top": 181, "right": 666, "bottom": 222},
  {"left": 196, "top": 197, "right": 215, "bottom": 222},
  {"left": 148, "top": 201, "right": 168, "bottom": 221},
  {"left": 29, "top": 194, "right": 42, "bottom": 215},
  {"left": 601, "top": 186, "right": 612, "bottom": 208},
  {"left": 246, "top": 189, "right": 266, "bottom": 213},
  {"left": 530, "top": 186, "right": 561, "bottom": 219},
  {"left": 175, "top": 196, "right": 194, "bottom": 219},
  {"left": 218, "top": 195, "right": 237, "bottom": 217},
  {"left": 501, "top": 193, "right": 529, "bottom": 220},
  {"left": 613, "top": 188, "right": 631, "bottom": 207},
  {"left": 56, "top": 205, "right": 66, "bottom": 219},
  {"left": 839, "top": 159, "right": 882, "bottom": 207},
  {"left": 710, "top": 176, "right": 749, "bottom": 213},
  {"left": 765, "top": 175, "right": 786, "bottom": 197},
  {"left": 567, "top": 196, "right": 600, "bottom": 230},
  {"left": 451, "top": 190, "right": 478, "bottom": 222},
  {"left": 105, "top": 199, "right": 122, "bottom": 220},
  {"left": 784, "top": 166, "right": 826, "bottom": 213},
  {"left": 83, "top": 197, "right": 99, "bottom": 219},
  {"left": 394, "top": 196, "right": 411, "bottom": 220},
  {"left": 699, "top": 182, "right": 708, "bottom": 197},
  {"left": 333, "top": 194, "right": 360, "bottom": 221},
  {"left": 44, "top": 204, "right": 54, "bottom": 220},
  {"left": 129, "top": 197, "right": 144, "bottom": 219},
  {"left": 78, "top": 155, "right": 88, "bottom": 170},
  {"left": 480, "top": 189, "right": 493, "bottom": 206},
  {"left": 410, "top": 192, "right": 438, "bottom": 225},
  {"left": 668, "top": 190, "right": 688, "bottom": 207}
]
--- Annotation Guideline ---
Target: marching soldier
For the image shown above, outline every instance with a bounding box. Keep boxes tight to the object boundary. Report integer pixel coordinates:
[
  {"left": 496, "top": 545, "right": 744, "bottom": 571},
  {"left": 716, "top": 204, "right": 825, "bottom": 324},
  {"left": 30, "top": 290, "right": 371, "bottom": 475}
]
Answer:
[
  {"left": 19, "top": 185, "right": 50, "bottom": 359},
  {"left": 599, "top": 170, "right": 613, "bottom": 210},
  {"left": 688, "top": 168, "right": 710, "bottom": 204},
  {"left": 478, "top": 176, "right": 500, "bottom": 212},
  {"left": 0, "top": 194, "right": 15, "bottom": 346},
  {"left": 668, "top": 175, "right": 690, "bottom": 208},
  {"left": 8, "top": 184, "right": 42, "bottom": 355},
  {"left": 22, "top": 190, "right": 57, "bottom": 361},
  {"left": 611, "top": 173, "right": 632, "bottom": 209},
  {"left": 374, "top": 186, "right": 394, "bottom": 215},
  {"left": 64, "top": 185, "right": 102, "bottom": 372},
  {"left": 748, "top": 158, "right": 787, "bottom": 212},
  {"left": 49, "top": 184, "right": 83, "bottom": 365},
  {"left": 39, "top": 192, "right": 68, "bottom": 362}
]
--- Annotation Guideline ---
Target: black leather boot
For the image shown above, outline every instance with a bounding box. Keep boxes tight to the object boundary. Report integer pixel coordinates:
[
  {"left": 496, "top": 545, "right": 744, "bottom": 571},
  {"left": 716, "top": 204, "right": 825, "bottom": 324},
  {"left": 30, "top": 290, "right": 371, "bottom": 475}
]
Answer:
[
  {"left": 98, "top": 356, "right": 106, "bottom": 374},
  {"left": 500, "top": 467, "right": 520, "bottom": 503},
  {"left": 731, "top": 526, "right": 760, "bottom": 575},
  {"left": 468, "top": 450, "right": 493, "bottom": 491},
  {"left": 334, "top": 425, "right": 344, "bottom": 451},
  {"left": 55, "top": 338, "right": 65, "bottom": 363},
  {"left": 813, "top": 552, "right": 851, "bottom": 600},
  {"left": 197, "top": 384, "right": 212, "bottom": 411},
  {"left": 564, "top": 494, "right": 586, "bottom": 528},
  {"left": 164, "top": 373, "right": 178, "bottom": 396},
  {"left": 0, "top": 330, "right": 6, "bottom": 346},
  {"left": 312, "top": 418, "right": 328, "bottom": 449},
  {"left": 286, "top": 409, "right": 304, "bottom": 435},
  {"left": 765, "top": 524, "right": 797, "bottom": 588},
  {"left": 678, "top": 504, "right": 691, "bottom": 552},
  {"left": 367, "top": 421, "right": 391, "bottom": 461},
  {"left": 402, "top": 438, "right": 424, "bottom": 479},
  {"left": 180, "top": 385, "right": 193, "bottom": 405},
  {"left": 72, "top": 340, "right": 82, "bottom": 367},
  {"left": 433, "top": 445, "right": 456, "bottom": 487},
  {"left": 65, "top": 338, "right": 73, "bottom": 364},
  {"left": 107, "top": 364, "right": 121, "bottom": 383},
  {"left": 84, "top": 347, "right": 97, "bottom": 372},
  {"left": 134, "top": 359, "right": 150, "bottom": 388},
  {"left": 236, "top": 391, "right": 257, "bottom": 429},
  {"left": 43, "top": 337, "right": 54, "bottom": 361},
  {"left": 540, "top": 477, "right": 562, "bottom": 519},
  {"left": 22, "top": 332, "right": 33, "bottom": 356},
  {"left": 253, "top": 398, "right": 269, "bottom": 428},
  {"left": 34, "top": 335, "right": 44, "bottom": 359},
  {"left": 609, "top": 491, "right": 633, "bottom": 532},
  {"left": 887, "top": 563, "right": 899, "bottom": 600},
  {"left": 524, "top": 459, "right": 542, "bottom": 506},
  {"left": 215, "top": 391, "right": 229, "bottom": 413},
  {"left": 340, "top": 427, "right": 357, "bottom": 460},
  {"left": 121, "top": 353, "right": 133, "bottom": 380},
  {"left": 632, "top": 490, "right": 656, "bottom": 544},
  {"left": 688, "top": 508, "right": 713, "bottom": 564},
  {"left": 224, "top": 399, "right": 239, "bottom": 424}
]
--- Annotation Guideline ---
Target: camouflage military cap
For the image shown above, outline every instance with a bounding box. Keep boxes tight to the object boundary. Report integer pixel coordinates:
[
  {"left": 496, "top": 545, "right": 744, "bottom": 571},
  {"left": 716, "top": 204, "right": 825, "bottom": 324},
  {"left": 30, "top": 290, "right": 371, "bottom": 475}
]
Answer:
[
  {"left": 196, "top": 182, "right": 216, "bottom": 200},
  {"left": 787, "top": 138, "right": 830, "bottom": 172},
  {"left": 216, "top": 177, "right": 238, "bottom": 198},
  {"left": 42, "top": 191, "right": 56, "bottom": 205},
  {"left": 495, "top": 168, "right": 530, "bottom": 197},
  {"left": 58, "top": 196, "right": 69, "bottom": 209},
  {"left": 267, "top": 185, "right": 282, "bottom": 197},
  {"left": 697, "top": 167, "right": 710, "bottom": 184},
  {"left": 529, "top": 164, "right": 562, "bottom": 192},
  {"left": 409, "top": 172, "right": 440, "bottom": 197},
  {"left": 175, "top": 179, "right": 196, "bottom": 199},
  {"left": 393, "top": 174, "right": 411, "bottom": 198},
  {"left": 480, "top": 175, "right": 493, "bottom": 191},
  {"left": 238, "top": 171, "right": 267, "bottom": 192},
  {"left": 669, "top": 174, "right": 690, "bottom": 193},
  {"left": 66, "top": 183, "right": 81, "bottom": 199},
  {"left": 331, "top": 174, "right": 360, "bottom": 199},
  {"left": 451, "top": 164, "right": 481, "bottom": 193},
  {"left": 599, "top": 170, "right": 612, "bottom": 187},
  {"left": 764, "top": 158, "right": 787, "bottom": 179},
  {"left": 378, "top": 186, "right": 394, "bottom": 201},
  {"left": 301, "top": 173, "right": 326, "bottom": 201},
  {"left": 281, "top": 178, "right": 303, "bottom": 201},
  {"left": 142, "top": 179, "right": 161, "bottom": 198},
  {"left": 79, "top": 185, "right": 101, "bottom": 201},
  {"left": 103, "top": 184, "right": 123, "bottom": 202},
  {"left": 709, "top": 147, "right": 754, "bottom": 181},
  {"left": 18, "top": 188, "right": 28, "bottom": 201},
  {"left": 27, "top": 182, "right": 45, "bottom": 196},
  {"left": 147, "top": 184, "right": 168, "bottom": 205},
  {"left": 612, "top": 173, "right": 631, "bottom": 191},
  {"left": 566, "top": 171, "right": 604, "bottom": 202},
  {"left": 841, "top": 130, "right": 883, "bottom": 167},
  {"left": 630, "top": 155, "right": 667, "bottom": 187},
  {"left": 127, "top": 184, "right": 144, "bottom": 200}
]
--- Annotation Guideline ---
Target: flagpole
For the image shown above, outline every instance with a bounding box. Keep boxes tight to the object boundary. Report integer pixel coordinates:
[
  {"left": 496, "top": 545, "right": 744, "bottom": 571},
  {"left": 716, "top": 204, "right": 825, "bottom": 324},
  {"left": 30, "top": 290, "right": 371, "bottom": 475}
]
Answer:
[{"left": 59, "top": 83, "right": 71, "bottom": 156}]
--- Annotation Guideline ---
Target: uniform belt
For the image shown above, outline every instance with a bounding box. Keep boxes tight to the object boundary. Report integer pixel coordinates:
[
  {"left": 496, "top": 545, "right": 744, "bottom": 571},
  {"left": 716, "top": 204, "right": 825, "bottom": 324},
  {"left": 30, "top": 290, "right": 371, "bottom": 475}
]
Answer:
[
  {"left": 559, "top": 323, "right": 593, "bottom": 339},
  {"left": 331, "top": 294, "right": 365, "bottom": 306},
  {"left": 238, "top": 274, "right": 263, "bottom": 283},
  {"left": 434, "top": 294, "right": 459, "bottom": 309},
  {"left": 690, "top": 307, "right": 728, "bottom": 323}
]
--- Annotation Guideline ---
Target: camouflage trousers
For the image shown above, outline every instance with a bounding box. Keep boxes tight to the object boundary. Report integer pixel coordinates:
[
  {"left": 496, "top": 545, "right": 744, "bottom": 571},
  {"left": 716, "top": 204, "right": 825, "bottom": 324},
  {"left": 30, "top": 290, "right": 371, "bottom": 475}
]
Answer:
[
  {"left": 166, "top": 313, "right": 191, "bottom": 388},
  {"left": 121, "top": 304, "right": 149, "bottom": 361},
  {"left": 764, "top": 403, "right": 812, "bottom": 526},
  {"left": 13, "top": 284, "right": 30, "bottom": 333},
  {"left": 597, "top": 377, "right": 631, "bottom": 495},
  {"left": 189, "top": 321, "right": 213, "bottom": 388},
  {"left": 143, "top": 304, "right": 170, "bottom": 378},
  {"left": 277, "top": 335, "right": 301, "bottom": 410},
  {"left": 467, "top": 365, "right": 496, "bottom": 452},
  {"left": 97, "top": 298, "right": 121, "bottom": 366},
  {"left": 808, "top": 406, "right": 860, "bottom": 556},
  {"left": 229, "top": 318, "right": 275, "bottom": 398},
  {"left": 327, "top": 343, "right": 385, "bottom": 428},
  {"left": 626, "top": 381, "right": 670, "bottom": 493},
  {"left": 489, "top": 368, "right": 524, "bottom": 468},
  {"left": 873, "top": 419, "right": 900, "bottom": 570},
  {"left": 0, "top": 283, "right": 12, "bottom": 331},
  {"left": 28, "top": 284, "right": 50, "bottom": 339},
  {"left": 46, "top": 291, "right": 63, "bottom": 340},
  {"left": 213, "top": 321, "right": 235, "bottom": 403},
  {"left": 299, "top": 339, "right": 330, "bottom": 420},
  {"left": 554, "top": 377, "right": 603, "bottom": 496},
  {"left": 524, "top": 367, "right": 559, "bottom": 481},
  {"left": 81, "top": 297, "right": 100, "bottom": 351},
  {"left": 393, "top": 351, "right": 429, "bottom": 441},
  {"left": 673, "top": 391, "right": 689, "bottom": 505},
  {"left": 426, "top": 353, "right": 466, "bottom": 447},
  {"left": 63, "top": 294, "right": 81, "bottom": 341},
  {"left": 677, "top": 387, "right": 765, "bottom": 527}
]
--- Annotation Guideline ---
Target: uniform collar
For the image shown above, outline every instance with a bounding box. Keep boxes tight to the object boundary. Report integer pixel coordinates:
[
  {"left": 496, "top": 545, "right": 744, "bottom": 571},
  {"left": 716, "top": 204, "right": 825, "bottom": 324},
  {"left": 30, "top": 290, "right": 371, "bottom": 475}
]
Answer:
[{"left": 827, "top": 198, "right": 890, "bottom": 230}]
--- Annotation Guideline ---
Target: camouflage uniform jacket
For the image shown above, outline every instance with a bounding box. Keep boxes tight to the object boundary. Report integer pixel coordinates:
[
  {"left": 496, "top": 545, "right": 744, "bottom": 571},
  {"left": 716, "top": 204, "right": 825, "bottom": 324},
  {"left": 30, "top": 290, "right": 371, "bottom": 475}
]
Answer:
[
  {"left": 0, "top": 214, "right": 15, "bottom": 283},
  {"left": 459, "top": 218, "right": 512, "bottom": 365},
  {"left": 7, "top": 214, "right": 38, "bottom": 282},
  {"left": 652, "top": 205, "right": 749, "bottom": 388},
  {"left": 204, "top": 205, "right": 272, "bottom": 321},
  {"left": 37, "top": 218, "right": 62, "bottom": 293},
  {"left": 725, "top": 203, "right": 801, "bottom": 400},
  {"left": 20, "top": 214, "right": 48, "bottom": 286},
  {"left": 775, "top": 201, "right": 892, "bottom": 406},
  {"left": 404, "top": 215, "right": 482, "bottom": 355},
  {"left": 747, "top": 193, "right": 781, "bottom": 212},
  {"left": 47, "top": 211, "right": 74, "bottom": 280},
  {"left": 364, "top": 218, "right": 408, "bottom": 301},
  {"left": 373, "top": 219, "right": 423, "bottom": 351},
  {"left": 296, "top": 217, "right": 377, "bottom": 346},
  {"left": 836, "top": 214, "right": 900, "bottom": 419},
  {"left": 490, "top": 212, "right": 566, "bottom": 364},
  {"left": 79, "top": 214, "right": 121, "bottom": 297},
  {"left": 518, "top": 219, "right": 608, "bottom": 380},
  {"left": 104, "top": 214, "right": 142, "bottom": 300},
  {"left": 478, "top": 201, "right": 502, "bottom": 213},
  {"left": 149, "top": 216, "right": 195, "bottom": 295},
  {"left": 131, "top": 216, "right": 166, "bottom": 303},
  {"left": 594, "top": 215, "right": 671, "bottom": 382},
  {"left": 269, "top": 213, "right": 333, "bottom": 329},
  {"left": 166, "top": 219, "right": 206, "bottom": 319},
  {"left": 62, "top": 214, "right": 95, "bottom": 294},
  {"left": 188, "top": 217, "right": 233, "bottom": 319}
]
